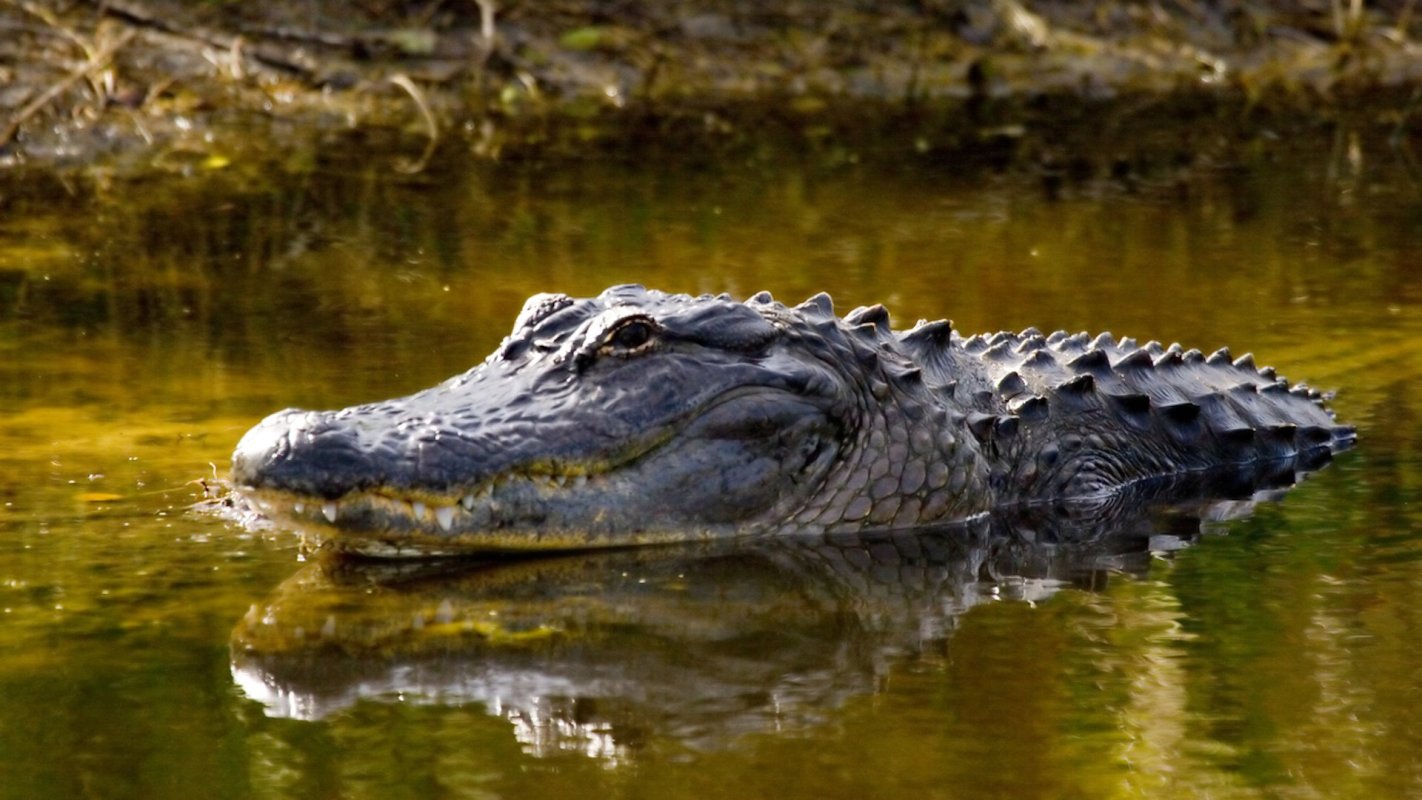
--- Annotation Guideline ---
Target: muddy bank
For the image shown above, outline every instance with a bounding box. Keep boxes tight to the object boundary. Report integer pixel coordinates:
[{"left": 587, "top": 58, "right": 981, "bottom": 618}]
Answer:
[{"left": 1, "top": 1, "right": 1420, "bottom": 172}]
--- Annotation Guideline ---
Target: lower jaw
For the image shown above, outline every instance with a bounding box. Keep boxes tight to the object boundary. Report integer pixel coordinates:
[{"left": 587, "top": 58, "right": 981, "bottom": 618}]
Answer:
[
  {"left": 232, "top": 486, "right": 740, "bottom": 557},
  {"left": 330, "top": 527, "right": 734, "bottom": 558}
]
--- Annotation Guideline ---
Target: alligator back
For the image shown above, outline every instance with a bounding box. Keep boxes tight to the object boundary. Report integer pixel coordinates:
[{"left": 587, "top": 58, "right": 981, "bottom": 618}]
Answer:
[{"left": 935, "top": 326, "right": 1355, "bottom": 504}]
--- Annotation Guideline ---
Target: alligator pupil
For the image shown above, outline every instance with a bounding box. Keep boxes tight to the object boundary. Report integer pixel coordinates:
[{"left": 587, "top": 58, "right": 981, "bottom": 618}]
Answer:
[{"left": 612, "top": 321, "right": 652, "bottom": 350}]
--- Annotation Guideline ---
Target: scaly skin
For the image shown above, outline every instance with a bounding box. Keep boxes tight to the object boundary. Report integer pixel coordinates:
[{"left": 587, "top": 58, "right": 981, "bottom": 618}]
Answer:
[{"left": 230, "top": 286, "right": 1354, "bottom": 555}]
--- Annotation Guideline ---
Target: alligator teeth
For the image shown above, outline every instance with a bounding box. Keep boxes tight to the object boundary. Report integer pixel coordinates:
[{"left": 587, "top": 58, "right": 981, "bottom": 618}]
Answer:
[
  {"left": 461, "top": 494, "right": 475, "bottom": 510},
  {"left": 412, "top": 501, "right": 426, "bottom": 519},
  {"left": 322, "top": 502, "right": 338, "bottom": 523},
  {"left": 573, "top": 475, "right": 587, "bottom": 488},
  {"left": 434, "top": 505, "right": 455, "bottom": 532},
  {"left": 293, "top": 502, "right": 305, "bottom": 514},
  {"left": 554, "top": 475, "right": 567, "bottom": 488}
]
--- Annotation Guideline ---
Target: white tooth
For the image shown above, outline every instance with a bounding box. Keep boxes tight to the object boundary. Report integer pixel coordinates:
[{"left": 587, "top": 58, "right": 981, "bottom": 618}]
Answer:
[
  {"left": 554, "top": 475, "right": 567, "bottom": 488},
  {"left": 294, "top": 502, "right": 305, "bottom": 514},
  {"left": 461, "top": 494, "right": 475, "bottom": 510},
  {"left": 435, "top": 505, "right": 455, "bottom": 532},
  {"left": 573, "top": 475, "right": 587, "bottom": 488},
  {"left": 322, "top": 502, "right": 338, "bottom": 523},
  {"left": 413, "top": 502, "right": 426, "bottom": 519}
]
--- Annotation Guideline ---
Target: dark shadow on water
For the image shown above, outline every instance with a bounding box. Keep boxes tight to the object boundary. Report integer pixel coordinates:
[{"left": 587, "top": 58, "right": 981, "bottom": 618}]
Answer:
[{"left": 229, "top": 455, "right": 1336, "bottom": 759}]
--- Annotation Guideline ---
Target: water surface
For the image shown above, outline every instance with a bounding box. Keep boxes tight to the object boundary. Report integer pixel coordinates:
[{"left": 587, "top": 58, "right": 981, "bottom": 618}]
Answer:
[{"left": 2, "top": 111, "right": 1420, "bottom": 798}]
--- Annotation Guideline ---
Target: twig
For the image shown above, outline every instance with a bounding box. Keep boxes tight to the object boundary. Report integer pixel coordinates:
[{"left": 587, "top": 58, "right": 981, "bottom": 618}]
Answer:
[
  {"left": 1399, "top": 0, "right": 1418, "bottom": 40},
  {"left": 0, "top": 28, "right": 135, "bottom": 147},
  {"left": 389, "top": 72, "right": 440, "bottom": 173},
  {"left": 1331, "top": 0, "right": 1367, "bottom": 41},
  {"left": 2, "top": 0, "right": 111, "bottom": 101},
  {"left": 3, "top": 0, "right": 90, "bottom": 53},
  {"left": 87, "top": 0, "right": 314, "bottom": 79},
  {"left": 473, "top": 0, "right": 497, "bottom": 67}
]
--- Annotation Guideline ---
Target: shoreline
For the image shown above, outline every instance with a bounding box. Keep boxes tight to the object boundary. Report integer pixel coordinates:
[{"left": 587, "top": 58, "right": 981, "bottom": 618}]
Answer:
[{"left": 1, "top": 1, "right": 1419, "bottom": 174}]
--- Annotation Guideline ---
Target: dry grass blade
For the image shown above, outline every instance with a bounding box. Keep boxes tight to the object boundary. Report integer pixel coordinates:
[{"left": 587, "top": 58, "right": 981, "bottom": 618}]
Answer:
[
  {"left": 389, "top": 72, "right": 440, "bottom": 174},
  {"left": 0, "top": 28, "right": 136, "bottom": 147}
]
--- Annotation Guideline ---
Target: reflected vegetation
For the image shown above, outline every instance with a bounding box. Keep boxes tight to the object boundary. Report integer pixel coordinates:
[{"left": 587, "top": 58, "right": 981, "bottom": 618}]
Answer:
[{"left": 1, "top": 106, "right": 1421, "bottom": 798}]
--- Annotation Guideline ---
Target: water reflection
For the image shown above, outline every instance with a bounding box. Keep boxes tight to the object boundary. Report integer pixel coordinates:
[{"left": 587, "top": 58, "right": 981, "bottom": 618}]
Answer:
[{"left": 231, "top": 466, "right": 1323, "bottom": 760}]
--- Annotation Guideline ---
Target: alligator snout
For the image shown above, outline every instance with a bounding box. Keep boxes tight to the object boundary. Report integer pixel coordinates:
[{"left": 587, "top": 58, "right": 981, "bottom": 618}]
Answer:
[{"left": 231, "top": 408, "right": 382, "bottom": 498}]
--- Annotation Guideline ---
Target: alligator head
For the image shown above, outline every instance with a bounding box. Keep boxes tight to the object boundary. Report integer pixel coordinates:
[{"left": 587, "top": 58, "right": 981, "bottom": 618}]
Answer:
[{"left": 231, "top": 286, "right": 955, "bottom": 553}]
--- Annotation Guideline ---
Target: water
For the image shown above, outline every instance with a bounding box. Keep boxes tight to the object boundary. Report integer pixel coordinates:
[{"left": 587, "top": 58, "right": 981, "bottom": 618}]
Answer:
[{"left": 2, "top": 108, "right": 1420, "bottom": 798}]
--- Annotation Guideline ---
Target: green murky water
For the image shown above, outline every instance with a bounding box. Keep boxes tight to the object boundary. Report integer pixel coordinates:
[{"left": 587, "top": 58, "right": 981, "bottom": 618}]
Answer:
[{"left": 2, "top": 111, "right": 1421, "bottom": 798}]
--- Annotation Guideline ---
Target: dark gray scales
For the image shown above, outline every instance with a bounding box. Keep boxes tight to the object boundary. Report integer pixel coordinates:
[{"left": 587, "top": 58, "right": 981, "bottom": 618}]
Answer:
[{"left": 230, "top": 286, "right": 1354, "bottom": 554}]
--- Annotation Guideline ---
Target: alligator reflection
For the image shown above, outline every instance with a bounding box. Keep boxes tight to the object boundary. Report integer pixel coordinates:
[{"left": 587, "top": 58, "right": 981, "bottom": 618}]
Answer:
[{"left": 230, "top": 471, "right": 1312, "bottom": 759}]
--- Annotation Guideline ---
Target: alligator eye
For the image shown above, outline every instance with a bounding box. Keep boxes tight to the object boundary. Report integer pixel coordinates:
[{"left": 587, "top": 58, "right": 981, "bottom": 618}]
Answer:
[{"left": 606, "top": 318, "right": 656, "bottom": 353}]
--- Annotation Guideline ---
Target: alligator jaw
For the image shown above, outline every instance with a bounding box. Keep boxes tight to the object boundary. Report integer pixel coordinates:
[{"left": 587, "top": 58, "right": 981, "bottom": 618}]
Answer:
[
  {"left": 236, "top": 472, "right": 737, "bottom": 556},
  {"left": 231, "top": 407, "right": 766, "bottom": 554}
]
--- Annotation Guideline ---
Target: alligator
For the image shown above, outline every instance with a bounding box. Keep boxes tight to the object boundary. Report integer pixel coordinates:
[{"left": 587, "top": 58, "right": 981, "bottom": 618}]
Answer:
[{"left": 230, "top": 285, "right": 1355, "bottom": 555}]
